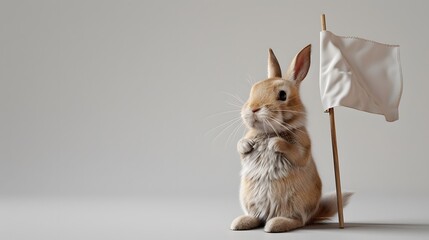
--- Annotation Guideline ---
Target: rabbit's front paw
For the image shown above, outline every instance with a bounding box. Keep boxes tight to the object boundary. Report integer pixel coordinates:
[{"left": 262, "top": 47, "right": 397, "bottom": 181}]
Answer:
[
  {"left": 237, "top": 138, "right": 255, "bottom": 154},
  {"left": 268, "top": 137, "right": 286, "bottom": 153}
]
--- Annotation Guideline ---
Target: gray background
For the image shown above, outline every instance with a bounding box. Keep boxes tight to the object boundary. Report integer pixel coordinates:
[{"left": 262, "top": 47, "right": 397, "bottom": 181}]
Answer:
[{"left": 1, "top": 0, "right": 429, "bottom": 239}]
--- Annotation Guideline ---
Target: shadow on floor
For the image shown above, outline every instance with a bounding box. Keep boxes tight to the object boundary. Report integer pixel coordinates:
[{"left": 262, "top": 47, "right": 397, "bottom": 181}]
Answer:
[{"left": 305, "top": 222, "right": 429, "bottom": 233}]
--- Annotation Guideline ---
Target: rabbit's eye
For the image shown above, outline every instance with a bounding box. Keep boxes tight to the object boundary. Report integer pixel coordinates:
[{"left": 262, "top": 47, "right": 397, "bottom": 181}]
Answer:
[{"left": 278, "top": 90, "right": 287, "bottom": 101}]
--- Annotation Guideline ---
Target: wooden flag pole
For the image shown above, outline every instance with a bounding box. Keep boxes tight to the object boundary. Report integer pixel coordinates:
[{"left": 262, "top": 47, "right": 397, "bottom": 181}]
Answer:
[{"left": 320, "top": 14, "right": 345, "bottom": 229}]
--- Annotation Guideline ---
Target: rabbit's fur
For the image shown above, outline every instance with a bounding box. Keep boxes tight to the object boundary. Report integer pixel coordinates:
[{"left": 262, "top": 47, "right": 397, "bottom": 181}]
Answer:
[{"left": 231, "top": 45, "right": 351, "bottom": 233}]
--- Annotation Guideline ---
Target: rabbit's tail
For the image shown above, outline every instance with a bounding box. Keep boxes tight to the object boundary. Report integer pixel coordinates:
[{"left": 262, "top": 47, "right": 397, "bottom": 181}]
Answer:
[{"left": 310, "top": 192, "right": 353, "bottom": 223}]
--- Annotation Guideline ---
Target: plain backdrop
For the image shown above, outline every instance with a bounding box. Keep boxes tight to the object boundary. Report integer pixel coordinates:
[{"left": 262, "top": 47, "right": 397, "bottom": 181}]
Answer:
[{"left": 1, "top": 0, "right": 429, "bottom": 200}]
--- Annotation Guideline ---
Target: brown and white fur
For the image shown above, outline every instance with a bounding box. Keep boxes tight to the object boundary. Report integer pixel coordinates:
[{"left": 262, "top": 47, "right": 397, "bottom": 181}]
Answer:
[{"left": 230, "top": 45, "right": 351, "bottom": 233}]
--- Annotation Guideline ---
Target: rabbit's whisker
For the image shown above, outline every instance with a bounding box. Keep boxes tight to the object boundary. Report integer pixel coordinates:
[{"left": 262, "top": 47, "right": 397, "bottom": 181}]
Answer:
[
  {"left": 205, "top": 109, "right": 242, "bottom": 119},
  {"left": 227, "top": 121, "right": 244, "bottom": 146},
  {"left": 212, "top": 118, "right": 242, "bottom": 143},
  {"left": 221, "top": 91, "right": 245, "bottom": 104},
  {"left": 227, "top": 102, "right": 243, "bottom": 109},
  {"left": 272, "top": 110, "right": 307, "bottom": 114},
  {"left": 205, "top": 116, "right": 242, "bottom": 135},
  {"left": 265, "top": 119, "right": 280, "bottom": 138},
  {"left": 268, "top": 117, "right": 301, "bottom": 139},
  {"left": 246, "top": 74, "right": 255, "bottom": 87}
]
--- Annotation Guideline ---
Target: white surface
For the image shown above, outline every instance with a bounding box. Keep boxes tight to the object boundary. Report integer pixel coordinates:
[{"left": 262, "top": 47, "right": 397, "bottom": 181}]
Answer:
[{"left": 1, "top": 194, "right": 428, "bottom": 240}]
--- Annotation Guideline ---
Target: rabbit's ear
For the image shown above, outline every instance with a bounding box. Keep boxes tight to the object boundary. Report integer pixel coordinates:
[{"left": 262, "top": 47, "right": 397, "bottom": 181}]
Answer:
[
  {"left": 268, "top": 48, "right": 282, "bottom": 78},
  {"left": 285, "top": 44, "right": 311, "bottom": 84}
]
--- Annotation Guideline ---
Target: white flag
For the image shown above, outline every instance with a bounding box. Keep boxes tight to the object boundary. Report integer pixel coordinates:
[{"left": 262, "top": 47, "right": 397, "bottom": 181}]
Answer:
[{"left": 320, "top": 31, "right": 403, "bottom": 122}]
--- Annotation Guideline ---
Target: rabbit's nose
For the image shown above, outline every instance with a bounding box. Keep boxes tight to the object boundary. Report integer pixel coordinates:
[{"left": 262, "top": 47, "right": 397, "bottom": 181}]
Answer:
[{"left": 252, "top": 107, "right": 261, "bottom": 113}]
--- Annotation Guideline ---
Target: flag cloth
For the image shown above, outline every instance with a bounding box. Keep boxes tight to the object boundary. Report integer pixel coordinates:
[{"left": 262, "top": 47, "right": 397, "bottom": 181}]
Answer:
[{"left": 319, "top": 31, "right": 403, "bottom": 122}]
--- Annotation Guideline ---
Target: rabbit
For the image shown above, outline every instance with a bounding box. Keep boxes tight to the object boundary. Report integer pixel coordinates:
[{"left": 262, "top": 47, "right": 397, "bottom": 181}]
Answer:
[{"left": 230, "top": 45, "right": 352, "bottom": 233}]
